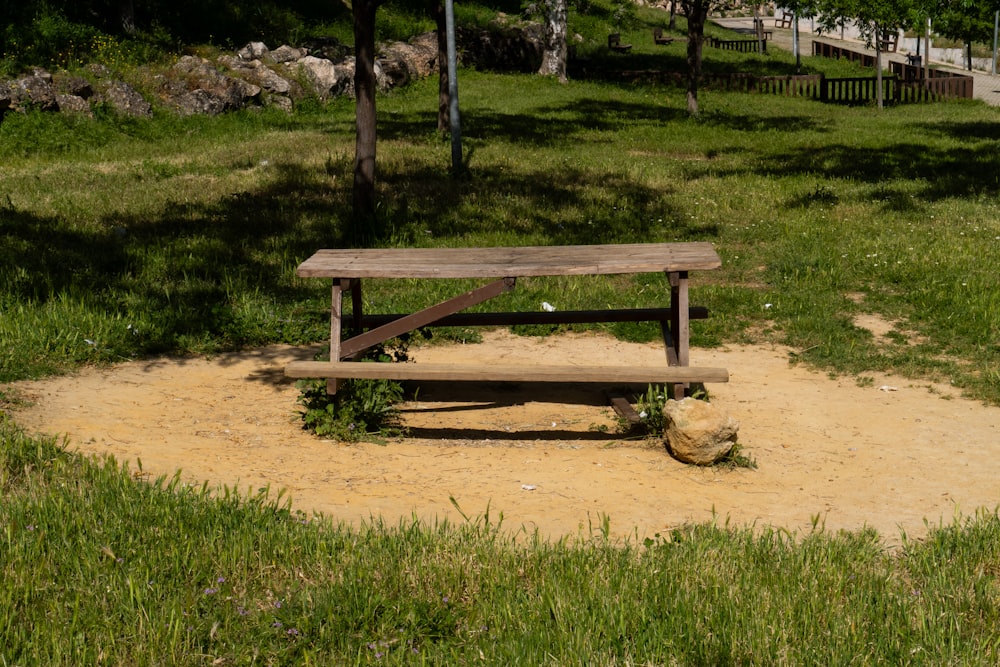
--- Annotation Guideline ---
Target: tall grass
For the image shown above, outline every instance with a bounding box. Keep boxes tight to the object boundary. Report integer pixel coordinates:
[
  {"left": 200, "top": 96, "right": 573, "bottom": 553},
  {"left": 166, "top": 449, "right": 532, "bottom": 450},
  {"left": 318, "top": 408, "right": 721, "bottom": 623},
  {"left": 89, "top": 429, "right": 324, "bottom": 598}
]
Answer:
[{"left": 3, "top": 417, "right": 1000, "bottom": 664}]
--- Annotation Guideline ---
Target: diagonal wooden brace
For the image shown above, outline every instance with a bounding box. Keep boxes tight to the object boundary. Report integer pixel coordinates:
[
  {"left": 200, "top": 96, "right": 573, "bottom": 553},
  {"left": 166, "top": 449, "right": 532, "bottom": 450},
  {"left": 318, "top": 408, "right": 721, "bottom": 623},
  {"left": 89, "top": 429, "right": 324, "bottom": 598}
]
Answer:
[{"left": 339, "top": 277, "right": 516, "bottom": 359}]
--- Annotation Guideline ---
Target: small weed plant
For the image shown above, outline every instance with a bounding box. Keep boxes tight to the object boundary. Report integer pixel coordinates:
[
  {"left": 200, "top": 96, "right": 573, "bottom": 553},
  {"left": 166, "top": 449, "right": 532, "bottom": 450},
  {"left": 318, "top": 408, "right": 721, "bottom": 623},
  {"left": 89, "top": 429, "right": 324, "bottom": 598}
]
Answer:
[
  {"left": 297, "top": 377, "right": 405, "bottom": 441},
  {"left": 296, "top": 340, "right": 409, "bottom": 442}
]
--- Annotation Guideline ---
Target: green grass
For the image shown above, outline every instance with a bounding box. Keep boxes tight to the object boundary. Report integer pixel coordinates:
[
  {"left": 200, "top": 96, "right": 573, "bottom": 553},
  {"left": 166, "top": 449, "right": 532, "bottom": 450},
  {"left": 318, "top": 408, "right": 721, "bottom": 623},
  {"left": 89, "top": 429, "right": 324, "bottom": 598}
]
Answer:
[
  {"left": 3, "top": 55, "right": 998, "bottom": 399},
  {"left": 4, "top": 8, "right": 1000, "bottom": 661},
  {"left": 3, "top": 417, "right": 1000, "bottom": 664}
]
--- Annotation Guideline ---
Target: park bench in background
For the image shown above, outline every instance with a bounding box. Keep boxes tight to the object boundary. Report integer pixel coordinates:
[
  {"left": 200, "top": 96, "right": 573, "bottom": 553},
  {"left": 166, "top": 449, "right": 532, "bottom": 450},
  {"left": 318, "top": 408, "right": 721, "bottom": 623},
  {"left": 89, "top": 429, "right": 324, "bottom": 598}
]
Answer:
[
  {"left": 775, "top": 11, "right": 793, "bottom": 29},
  {"left": 751, "top": 18, "right": 774, "bottom": 40},
  {"left": 284, "top": 243, "right": 728, "bottom": 411},
  {"left": 608, "top": 33, "right": 632, "bottom": 53},
  {"left": 653, "top": 27, "right": 674, "bottom": 45}
]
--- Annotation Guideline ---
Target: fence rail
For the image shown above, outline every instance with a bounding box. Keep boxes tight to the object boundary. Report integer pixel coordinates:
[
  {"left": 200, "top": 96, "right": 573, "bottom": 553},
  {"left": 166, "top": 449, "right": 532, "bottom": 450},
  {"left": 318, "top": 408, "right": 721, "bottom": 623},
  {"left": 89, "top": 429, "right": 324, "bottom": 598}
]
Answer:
[
  {"left": 709, "top": 37, "right": 767, "bottom": 53},
  {"left": 811, "top": 41, "right": 973, "bottom": 102}
]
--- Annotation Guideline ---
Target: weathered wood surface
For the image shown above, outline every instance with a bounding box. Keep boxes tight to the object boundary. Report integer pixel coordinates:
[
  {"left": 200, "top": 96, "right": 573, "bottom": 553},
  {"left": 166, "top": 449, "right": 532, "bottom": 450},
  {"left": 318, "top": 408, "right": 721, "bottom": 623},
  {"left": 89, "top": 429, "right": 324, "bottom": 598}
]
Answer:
[
  {"left": 359, "top": 306, "right": 709, "bottom": 328},
  {"left": 285, "top": 361, "right": 730, "bottom": 384},
  {"left": 296, "top": 243, "right": 721, "bottom": 279}
]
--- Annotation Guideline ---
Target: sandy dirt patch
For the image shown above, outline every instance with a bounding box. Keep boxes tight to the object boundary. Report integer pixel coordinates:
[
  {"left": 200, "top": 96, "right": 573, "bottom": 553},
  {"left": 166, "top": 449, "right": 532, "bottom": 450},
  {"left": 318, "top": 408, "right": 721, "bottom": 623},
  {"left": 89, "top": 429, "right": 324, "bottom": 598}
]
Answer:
[{"left": 9, "top": 330, "right": 1000, "bottom": 544}]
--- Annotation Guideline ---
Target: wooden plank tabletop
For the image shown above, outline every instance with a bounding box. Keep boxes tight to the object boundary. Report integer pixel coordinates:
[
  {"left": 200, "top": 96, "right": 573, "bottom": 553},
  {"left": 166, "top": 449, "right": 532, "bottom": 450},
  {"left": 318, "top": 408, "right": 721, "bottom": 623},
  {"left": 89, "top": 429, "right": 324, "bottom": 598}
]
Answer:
[{"left": 296, "top": 242, "right": 721, "bottom": 279}]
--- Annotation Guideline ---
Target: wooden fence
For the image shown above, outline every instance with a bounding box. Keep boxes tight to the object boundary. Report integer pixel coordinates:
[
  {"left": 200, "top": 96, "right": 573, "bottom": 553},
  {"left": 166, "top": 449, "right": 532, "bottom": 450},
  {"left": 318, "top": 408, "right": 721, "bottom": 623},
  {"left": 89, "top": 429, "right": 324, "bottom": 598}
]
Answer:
[
  {"left": 812, "top": 40, "right": 878, "bottom": 67},
  {"left": 709, "top": 37, "right": 767, "bottom": 53},
  {"left": 889, "top": 62, "right": 974, "bottom": 100},
  {"left": 599, "top": 67, "right": 971, "bottom": 106},
  {"left": 811, "top": 41, "right": 973, "bottom": 102}
]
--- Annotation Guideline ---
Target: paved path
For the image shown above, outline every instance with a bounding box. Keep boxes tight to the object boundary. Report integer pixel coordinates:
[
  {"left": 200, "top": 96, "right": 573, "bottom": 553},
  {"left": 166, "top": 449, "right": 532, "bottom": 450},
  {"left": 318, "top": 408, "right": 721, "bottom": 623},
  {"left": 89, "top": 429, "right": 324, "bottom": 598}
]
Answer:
[{"left": 712, "top": 17, "right": 1000, "bottom": 106}]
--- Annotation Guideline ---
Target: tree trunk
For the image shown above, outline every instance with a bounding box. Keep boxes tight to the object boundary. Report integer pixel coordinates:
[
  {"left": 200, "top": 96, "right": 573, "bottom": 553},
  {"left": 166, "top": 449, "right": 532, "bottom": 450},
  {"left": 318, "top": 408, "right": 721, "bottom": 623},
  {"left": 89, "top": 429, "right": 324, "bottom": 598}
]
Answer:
[
  {"left": 119, "top": 0, "right": 136, "bottom": 35},
  {"left": 353, "top": 0, "right": 379, "bottom": 229},
  {"left": 669, "top": 0, "right": 677, "bottom": 30},
  {"left": 538, "top": 0, "right": 568, "bottom": 83},
  {"left": 875, "top": 42, "right": 884, "bottom": 109},
  {"left": 683, "top": 1, "right": 708, "bottom": 116},
  {"left": 434, "top": 0, "right": 449, "bottom": 133}
]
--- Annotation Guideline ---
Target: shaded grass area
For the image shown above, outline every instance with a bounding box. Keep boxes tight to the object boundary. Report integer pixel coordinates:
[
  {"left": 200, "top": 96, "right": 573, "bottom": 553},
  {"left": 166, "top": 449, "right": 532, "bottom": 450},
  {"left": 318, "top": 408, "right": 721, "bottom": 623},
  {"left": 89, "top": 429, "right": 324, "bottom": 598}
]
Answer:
[
  {"left": 2, "top": 65, "right": 999, "bottom": 400},
  {"left": 3, "top": 417, "right": 1000, "bottom": 664}
]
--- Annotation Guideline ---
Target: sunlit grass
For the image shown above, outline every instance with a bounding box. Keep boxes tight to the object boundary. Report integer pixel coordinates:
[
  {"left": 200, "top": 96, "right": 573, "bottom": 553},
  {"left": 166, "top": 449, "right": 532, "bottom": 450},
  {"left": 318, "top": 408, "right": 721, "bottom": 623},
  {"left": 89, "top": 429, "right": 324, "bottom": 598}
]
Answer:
[{"left": 3, "top": 416, "right": 1000, "bottom": 664}]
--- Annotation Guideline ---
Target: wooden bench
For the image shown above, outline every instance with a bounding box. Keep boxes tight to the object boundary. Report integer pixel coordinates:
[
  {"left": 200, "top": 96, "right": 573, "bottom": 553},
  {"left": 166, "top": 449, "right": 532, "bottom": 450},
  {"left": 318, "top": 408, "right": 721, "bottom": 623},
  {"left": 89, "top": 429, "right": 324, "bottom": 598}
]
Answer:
[
  {"left": 608, "top": 33, "right": 632, "bottom": 53},
  {"left": 752, "top": 19, "right": 774, "bottom": 40},
  {"left": 284, "top": 243, "right": 728, "bottom": 403},
  {"left": 775, "top": 11, "right": 793, "bottom": 29},
  {"left": 653, "top": 27, "right": 674, "bottom": 45}
]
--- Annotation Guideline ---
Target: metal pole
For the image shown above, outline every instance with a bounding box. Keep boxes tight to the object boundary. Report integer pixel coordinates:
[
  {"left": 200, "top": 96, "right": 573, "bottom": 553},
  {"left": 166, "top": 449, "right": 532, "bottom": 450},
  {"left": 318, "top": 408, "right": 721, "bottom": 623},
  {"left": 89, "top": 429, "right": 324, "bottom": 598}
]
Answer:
[
  {"left": 444, "top": 0, "right": 462, "bottom": 174},
  {"left": 924, "top": 17, "right": 930, "bottom": 81},
  {"left": 993, "top": 10, "right": 998, "bottom": 76},
  {"left": 793, "top": 11, "right": 800, "bottom": 71}
]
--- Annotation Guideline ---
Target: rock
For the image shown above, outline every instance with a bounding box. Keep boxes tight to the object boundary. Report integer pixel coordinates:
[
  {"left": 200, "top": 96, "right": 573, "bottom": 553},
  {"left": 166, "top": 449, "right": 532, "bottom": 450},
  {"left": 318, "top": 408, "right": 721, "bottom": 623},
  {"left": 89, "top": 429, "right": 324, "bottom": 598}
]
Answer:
[
  {"left": 266, "top": 45, "right": 307, "bottom": 64},
  {"left": 55, "top": 93, "right": 92, "bottom": 116},
  {"left": 381, "top": 32, "right": 439, "bottom": 80},
  {"left": 167, "top": 56, "right": 261, "bottom": 113},
  {"left": 172, "top": 89, "right": 227, "bottom": 116},
  {"left": 15, "top": 74, "right": 57, "bottom": 111},
  {"left": 663, "top": 397, "right": 739, "bottom": 465},
  {"left": 54, "top": 74, "right": 93, "bottom": 99},
  {"left": 216, "top": 55, "right": 292, "bottom": 94},
  {"left": 237, "top": 41, "right": 269, "bottom": 61},
  {"left": 0, "top": 22, "right": 543, "bottom": 119},
  {"left": 96, "top": 80, "right": 152, "bottom": 117},
  {"left": 295, "top": 55, "right": 355, "bottom": 99}
]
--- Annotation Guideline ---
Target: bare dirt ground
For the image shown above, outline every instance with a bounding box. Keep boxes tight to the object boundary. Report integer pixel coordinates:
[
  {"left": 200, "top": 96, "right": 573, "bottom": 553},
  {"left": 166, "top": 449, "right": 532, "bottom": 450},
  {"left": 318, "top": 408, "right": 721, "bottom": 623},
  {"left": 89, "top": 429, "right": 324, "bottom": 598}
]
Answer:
[{"left": 9, "top": 330, "right": 1000, "bottom": 545}]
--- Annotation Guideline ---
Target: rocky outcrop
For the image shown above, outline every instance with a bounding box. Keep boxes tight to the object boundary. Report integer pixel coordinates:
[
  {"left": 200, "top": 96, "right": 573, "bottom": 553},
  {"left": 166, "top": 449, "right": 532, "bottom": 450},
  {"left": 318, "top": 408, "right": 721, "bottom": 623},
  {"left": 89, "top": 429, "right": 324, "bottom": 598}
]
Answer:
[{"left": 0, "top": 25, "right": 544, "bottom": 119}]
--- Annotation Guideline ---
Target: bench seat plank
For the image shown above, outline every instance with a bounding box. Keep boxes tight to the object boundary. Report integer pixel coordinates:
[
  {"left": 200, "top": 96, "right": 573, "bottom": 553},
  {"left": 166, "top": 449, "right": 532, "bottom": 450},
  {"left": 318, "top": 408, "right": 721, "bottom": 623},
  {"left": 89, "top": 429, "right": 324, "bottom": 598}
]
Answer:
[
  {"left": 286, "top": 361, "right": 729, "bottom": 384},
  {"left": 359, "top": 306, "right": 709, "bottom": 328}
]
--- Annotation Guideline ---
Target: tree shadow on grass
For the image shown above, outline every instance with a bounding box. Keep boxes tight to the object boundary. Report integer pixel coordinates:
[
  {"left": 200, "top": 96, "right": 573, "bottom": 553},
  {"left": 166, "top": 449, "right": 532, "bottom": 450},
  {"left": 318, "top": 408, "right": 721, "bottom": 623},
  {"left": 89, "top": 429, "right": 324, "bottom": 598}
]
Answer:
[
  {"left": 687, "top": 139, "right": 1000, "bottom": 204},
  {"left": 2, "top": 145, "right": 721, "bottom": 379}
]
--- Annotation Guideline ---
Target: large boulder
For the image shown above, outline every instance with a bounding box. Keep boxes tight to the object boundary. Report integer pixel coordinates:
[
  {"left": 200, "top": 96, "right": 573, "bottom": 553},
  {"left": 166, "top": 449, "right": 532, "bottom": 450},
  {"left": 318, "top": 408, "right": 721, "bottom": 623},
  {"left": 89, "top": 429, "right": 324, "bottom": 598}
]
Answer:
[
  {"left": 216, "top": 55, "right": 292, "bottom": 95},
  {"left": 266, "top": 45, "right": 308, "bottom": 64},
  {"left": 55, "top": 93, "right": 92, "bottom": 116},
  {"left": 293, "top": 55, "right": 354, "bottom": 99},
  {"left": 663, "top": 398, "right": 739, "bottom": 465},
  {"left": 14, "top": 74, "right": 58, "bottom": 111},
  {"left": 95, "top": 80, "right": 152, "bottom": 117},
  {"left": 381, "top": 32, "right": 439, "bottom": 81},
  {"left": 166, "top": 55, "right": 261, "bottom": 114}
]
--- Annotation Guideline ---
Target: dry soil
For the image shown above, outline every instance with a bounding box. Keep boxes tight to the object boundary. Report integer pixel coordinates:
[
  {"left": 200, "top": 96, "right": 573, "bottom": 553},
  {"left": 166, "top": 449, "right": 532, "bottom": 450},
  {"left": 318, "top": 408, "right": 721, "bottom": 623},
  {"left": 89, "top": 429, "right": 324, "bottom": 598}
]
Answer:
[{"left": 10, "top": 330, "right": 1000, "bottom": 545}]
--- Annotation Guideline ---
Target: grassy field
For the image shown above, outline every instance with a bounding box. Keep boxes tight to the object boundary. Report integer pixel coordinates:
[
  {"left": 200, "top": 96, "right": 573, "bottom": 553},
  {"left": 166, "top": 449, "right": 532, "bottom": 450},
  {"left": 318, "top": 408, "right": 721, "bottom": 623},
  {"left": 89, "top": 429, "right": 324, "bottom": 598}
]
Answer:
[{"left": 3, "top": 7, "right": 1000, "bottom": 663}]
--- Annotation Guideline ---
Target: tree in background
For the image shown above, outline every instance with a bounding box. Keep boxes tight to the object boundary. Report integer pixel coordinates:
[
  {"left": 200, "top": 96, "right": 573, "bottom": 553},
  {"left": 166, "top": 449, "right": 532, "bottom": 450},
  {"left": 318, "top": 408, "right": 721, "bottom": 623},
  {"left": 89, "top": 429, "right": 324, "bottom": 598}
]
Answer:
[
  {"left": 678, "top": 0, "right": 718, "bottom": 116},
  {"left": 538, "top": 0, "right": 569, "bottom": 82},
  {"left": 815, "top": 0, "right": 915, "bottom": 108},
  {"left": 933, "top": 0, "right": 1000, "bottom": 70},
  {"left": 352, "top": 0, "right": 382, "bottom": 228},
  {"left": 779, "top": 0, "right": 820, "bottom": 70}
]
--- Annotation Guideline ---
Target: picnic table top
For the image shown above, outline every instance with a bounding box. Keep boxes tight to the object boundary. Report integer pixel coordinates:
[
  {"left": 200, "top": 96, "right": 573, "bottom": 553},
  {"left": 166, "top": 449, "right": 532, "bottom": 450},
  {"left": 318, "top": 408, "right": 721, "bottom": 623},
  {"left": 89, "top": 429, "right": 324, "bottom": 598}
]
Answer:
[{"left": 296, "top": 242, "right": 721, "bottom": 279}]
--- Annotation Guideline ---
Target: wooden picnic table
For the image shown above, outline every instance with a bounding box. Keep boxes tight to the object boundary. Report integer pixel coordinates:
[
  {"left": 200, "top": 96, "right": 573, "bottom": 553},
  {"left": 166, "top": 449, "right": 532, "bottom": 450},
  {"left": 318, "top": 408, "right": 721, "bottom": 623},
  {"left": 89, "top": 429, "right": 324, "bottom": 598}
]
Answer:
[{"left": 285, "top": 242, "right": 728, "bottom": 400}]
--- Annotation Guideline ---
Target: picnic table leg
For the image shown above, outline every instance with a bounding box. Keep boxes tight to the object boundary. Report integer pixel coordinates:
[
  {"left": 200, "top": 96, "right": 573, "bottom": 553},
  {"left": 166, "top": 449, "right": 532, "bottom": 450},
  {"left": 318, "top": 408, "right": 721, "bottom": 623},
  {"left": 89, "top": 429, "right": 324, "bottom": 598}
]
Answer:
[
  {"left": 349, "top": 279, "right": 363, "bottom": 333},
  {"left": 327, "top": 279, "right": 352, "bottom": 395},
  {"left": 669, "top": 271, "right": 690, "bottom": 400}
]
